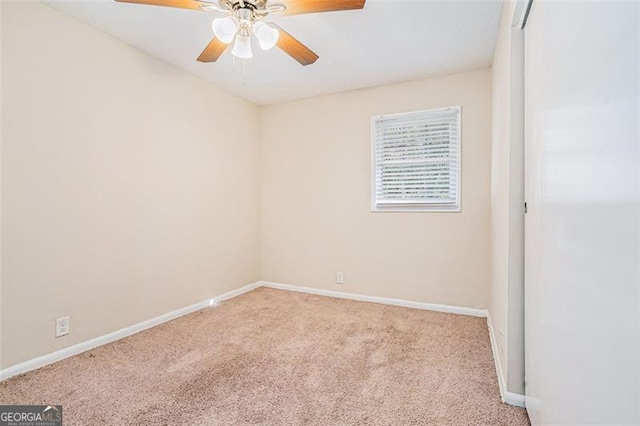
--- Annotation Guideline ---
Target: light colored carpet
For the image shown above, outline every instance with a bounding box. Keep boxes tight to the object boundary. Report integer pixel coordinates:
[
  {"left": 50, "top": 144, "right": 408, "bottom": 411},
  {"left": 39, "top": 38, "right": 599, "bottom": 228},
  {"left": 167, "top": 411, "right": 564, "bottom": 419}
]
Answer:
[{"left": 0, "top": 288, "right": 529, "bottom": 425}]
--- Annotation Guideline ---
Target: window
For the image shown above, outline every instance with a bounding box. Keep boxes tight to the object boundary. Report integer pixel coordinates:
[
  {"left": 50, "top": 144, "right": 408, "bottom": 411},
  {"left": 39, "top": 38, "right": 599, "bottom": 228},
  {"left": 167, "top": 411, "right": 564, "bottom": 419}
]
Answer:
[{"left": 371, "top": 106, "right": 461, "bottom": 212}]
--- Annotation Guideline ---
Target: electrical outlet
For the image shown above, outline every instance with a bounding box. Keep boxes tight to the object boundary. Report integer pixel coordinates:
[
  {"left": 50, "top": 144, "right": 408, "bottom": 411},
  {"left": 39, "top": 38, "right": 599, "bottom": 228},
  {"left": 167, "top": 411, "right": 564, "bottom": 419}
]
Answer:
[
  {"left": 56, "top": 316, "right": 70, "bottom": 338},
  {"left": 499, "top": 330, "right": 504, "bottom": 354},
  {"left": 336, "top": 272, "right": 344, "bottom": 284}
]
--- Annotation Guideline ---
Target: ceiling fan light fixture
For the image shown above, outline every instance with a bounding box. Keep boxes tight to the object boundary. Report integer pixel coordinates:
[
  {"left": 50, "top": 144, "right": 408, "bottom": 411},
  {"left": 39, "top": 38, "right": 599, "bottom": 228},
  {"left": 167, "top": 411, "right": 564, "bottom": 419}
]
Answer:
[
  {"left": 212, "top": 16, "right": 238, "bottom": 44},
  {"left": 115, "top": 0, "right": 368, "bottom": 66},
  {"left": 253, "top": 21, "right": 279, "bottom": 50},
  {"left": 231, "top": 34, "right": 253, "bottom": 59}
]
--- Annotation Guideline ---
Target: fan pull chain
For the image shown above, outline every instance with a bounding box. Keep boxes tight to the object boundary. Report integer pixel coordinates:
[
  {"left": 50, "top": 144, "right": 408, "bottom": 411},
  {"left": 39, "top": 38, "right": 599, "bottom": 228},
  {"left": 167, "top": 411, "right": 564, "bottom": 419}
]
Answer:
[{"left": 243, "top": 58, "right": 247, "bottom": 86}]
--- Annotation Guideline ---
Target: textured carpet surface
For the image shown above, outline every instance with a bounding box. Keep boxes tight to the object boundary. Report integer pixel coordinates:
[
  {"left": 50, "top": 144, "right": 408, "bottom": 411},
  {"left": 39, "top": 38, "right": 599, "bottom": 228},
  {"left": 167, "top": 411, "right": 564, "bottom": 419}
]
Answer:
[{"left": 1, "top": 288, "right": 529, "bottom": 425}]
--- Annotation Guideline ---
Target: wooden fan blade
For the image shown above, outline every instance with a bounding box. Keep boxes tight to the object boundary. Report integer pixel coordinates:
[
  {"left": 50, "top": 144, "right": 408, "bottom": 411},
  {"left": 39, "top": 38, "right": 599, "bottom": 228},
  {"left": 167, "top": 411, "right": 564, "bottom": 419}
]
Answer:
[
  {"left": 115, "top": 0, "right": 209, "bottom": 12},
  {"left": 282, "top": 0, "right": 365, "bottom": 16},
  {"left": 272, "top": 24, "right": 319, "bottom": 66},
  {"left": 197, "top": 37, "right": 229, "bottom": 62}
]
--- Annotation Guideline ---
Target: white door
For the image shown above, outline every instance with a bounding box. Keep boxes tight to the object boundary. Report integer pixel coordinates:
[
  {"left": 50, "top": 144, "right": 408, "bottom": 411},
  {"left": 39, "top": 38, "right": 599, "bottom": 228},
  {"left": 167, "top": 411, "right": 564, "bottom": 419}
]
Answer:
[{"left": 524, "top": 1, "right": 639, "bottom": 424}]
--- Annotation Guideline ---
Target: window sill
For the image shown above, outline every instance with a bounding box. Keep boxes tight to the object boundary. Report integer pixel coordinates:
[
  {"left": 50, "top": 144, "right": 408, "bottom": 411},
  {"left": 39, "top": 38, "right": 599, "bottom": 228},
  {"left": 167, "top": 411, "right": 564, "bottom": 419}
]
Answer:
[{"left": 370, "top": 205, "right": 461, "bottom": 213}]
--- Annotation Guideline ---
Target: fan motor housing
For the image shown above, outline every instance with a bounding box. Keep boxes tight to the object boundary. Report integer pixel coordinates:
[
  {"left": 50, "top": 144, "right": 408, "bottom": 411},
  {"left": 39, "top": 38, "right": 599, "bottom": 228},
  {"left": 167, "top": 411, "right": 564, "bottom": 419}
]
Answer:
[{"left": 227, "top": 0, "right": 266, "bottom": 11}]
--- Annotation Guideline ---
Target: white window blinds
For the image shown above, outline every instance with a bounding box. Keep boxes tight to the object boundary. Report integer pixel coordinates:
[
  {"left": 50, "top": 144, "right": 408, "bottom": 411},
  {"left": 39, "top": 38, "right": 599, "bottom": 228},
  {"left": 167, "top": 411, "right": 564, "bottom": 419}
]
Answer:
[{"left": 371, "top": 106, "right": 461, "bottom": 211}]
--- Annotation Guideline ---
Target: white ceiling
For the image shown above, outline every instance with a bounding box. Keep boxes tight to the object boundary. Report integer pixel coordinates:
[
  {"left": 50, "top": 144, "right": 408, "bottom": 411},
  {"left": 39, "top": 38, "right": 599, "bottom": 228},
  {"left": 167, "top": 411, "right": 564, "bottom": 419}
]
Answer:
[{"left": 44, "top": 0, "right": 502, "bottom": 105}]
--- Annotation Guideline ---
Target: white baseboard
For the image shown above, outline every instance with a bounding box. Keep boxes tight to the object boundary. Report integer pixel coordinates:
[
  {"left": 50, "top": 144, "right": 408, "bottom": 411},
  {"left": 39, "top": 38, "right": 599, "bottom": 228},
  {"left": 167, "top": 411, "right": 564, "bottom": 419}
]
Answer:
[
  {"left": 0, "top": 281, "right": 261, "bottom": 382},
  {"left": 260, "top": 281, "right": 488, "bottom": 318},
  {"left": 487, "top": 313, "right": 508, "bottom": 400},
  {"left": 1, "top": 278, "right": 507, "bottom": 396},
  {"left": 486, "top": 313, "right": 526, "bottom": 408},
  {"left": 505, "top": 391, "right": 526, "bottom": 407},
  {"left": 212, "top": 281, "right": 261, "bottom": 304}
]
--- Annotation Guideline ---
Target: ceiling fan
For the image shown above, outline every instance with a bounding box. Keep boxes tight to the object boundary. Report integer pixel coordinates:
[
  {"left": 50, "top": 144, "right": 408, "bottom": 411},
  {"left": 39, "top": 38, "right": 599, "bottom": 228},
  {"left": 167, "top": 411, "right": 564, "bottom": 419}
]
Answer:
[{"left": 114, "top": 0, "right": 366, "bottom": 66}]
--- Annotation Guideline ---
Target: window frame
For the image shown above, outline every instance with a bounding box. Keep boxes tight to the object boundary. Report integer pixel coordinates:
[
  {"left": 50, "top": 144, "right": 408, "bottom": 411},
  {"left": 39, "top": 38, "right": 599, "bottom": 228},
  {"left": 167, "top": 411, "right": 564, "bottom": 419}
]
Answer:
[{"left": 370, "top": 106, "right": 462, "bottom": 213}]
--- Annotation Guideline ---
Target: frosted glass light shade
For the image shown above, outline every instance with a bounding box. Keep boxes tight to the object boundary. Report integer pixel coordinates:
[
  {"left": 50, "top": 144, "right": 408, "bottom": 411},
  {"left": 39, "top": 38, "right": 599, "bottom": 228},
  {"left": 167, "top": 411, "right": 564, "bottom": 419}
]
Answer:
[
  {"left": 212, "top": 17, "right": 238, "bottom": 44},
  {"left": 231, "top": 34, "right": 253, "bottom": 59},
  {"left": 253, "top": 21, "right": 279, "bottom": 50}
]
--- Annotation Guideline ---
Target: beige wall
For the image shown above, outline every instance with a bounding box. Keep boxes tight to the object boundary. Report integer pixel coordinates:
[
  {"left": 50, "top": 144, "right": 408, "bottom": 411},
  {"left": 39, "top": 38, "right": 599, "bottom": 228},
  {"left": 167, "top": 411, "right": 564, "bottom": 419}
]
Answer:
[
  {"left": 1, "top": 2, "right": 497, "bottom": 371},
  {"left": 490, "top": 0, "right": 525, "bottom": 395},
  {"left": 1, "top": 2, "right": 260, "bottom": 368},
  {"left": 259, "top": 69, "right": 492, "bottom": 308}
]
